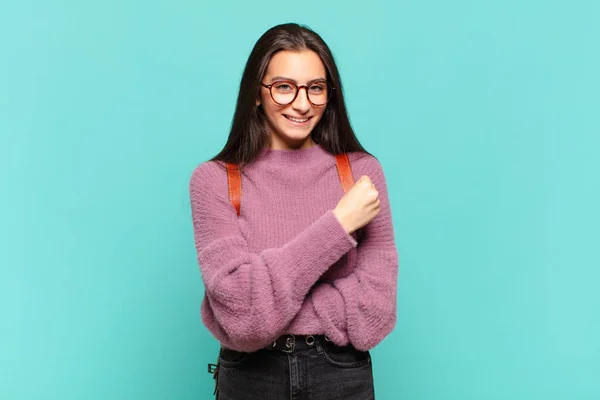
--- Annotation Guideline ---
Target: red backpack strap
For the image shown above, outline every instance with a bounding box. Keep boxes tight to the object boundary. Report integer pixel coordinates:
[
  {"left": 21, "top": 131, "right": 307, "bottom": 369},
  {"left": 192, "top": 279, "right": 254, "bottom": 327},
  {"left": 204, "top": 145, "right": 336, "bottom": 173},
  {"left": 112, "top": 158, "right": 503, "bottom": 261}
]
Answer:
[
  {"left": 226, "top": 153, "right": 353, "bottom": 216},
  {"left": 225, "top": 163, "right": 242, "bottom": 216},
  {"left": 335, "top": 153, "right": 354, "bottom": 194}
]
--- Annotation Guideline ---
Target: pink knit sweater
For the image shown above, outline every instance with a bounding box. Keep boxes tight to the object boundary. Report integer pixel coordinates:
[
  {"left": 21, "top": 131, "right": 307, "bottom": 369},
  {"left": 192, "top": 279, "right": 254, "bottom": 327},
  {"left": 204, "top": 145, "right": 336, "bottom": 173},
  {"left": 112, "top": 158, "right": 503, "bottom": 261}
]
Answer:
[{"left": 189, "top": 144, "right": 398, "bottom": 352}]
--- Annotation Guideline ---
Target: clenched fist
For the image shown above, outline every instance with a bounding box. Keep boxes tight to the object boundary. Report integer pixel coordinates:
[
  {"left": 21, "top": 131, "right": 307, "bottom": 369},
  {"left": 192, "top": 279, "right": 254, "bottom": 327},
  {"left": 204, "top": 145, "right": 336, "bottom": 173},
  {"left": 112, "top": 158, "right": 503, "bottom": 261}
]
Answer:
[{"left": 333, "top": 175, "right": 380, "bottom": 234}]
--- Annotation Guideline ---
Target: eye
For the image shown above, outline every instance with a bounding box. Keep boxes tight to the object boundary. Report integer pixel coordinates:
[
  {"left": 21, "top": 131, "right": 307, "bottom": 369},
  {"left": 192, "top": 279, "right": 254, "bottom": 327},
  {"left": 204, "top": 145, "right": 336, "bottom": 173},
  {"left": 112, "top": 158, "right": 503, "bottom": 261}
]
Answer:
[
  {"left": 273, "top": 82, "right": 295, "bottom": 92},
  {"left": 309, "top": 83, "right": 326, "bottom": 93}
]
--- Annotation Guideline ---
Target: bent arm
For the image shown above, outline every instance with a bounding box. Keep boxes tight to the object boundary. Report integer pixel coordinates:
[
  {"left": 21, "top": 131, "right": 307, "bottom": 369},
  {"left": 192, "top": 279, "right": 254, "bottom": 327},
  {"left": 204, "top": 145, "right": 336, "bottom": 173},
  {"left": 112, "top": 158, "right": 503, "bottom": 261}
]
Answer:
[
  {"left": 308, "top": 160, "right": 399, "bottom": 351},
  {"left": 190, "top": 163, "right": 357, "bottom": 351}
]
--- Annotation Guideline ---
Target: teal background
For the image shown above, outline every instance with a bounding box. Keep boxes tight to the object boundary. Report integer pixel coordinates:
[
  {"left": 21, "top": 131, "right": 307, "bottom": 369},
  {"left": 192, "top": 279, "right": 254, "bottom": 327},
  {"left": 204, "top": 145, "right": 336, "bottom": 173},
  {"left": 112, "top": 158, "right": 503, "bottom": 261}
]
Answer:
[{"left": 1, "top": 0, "right": 599, "bottom": 399}]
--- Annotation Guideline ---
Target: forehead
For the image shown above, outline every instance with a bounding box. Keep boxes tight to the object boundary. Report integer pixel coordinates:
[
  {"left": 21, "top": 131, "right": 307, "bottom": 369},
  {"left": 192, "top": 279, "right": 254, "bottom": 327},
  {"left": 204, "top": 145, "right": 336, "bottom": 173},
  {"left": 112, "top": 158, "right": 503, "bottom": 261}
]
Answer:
[{"left": 264, "top": 50, "right": 326, "bottom": 81}]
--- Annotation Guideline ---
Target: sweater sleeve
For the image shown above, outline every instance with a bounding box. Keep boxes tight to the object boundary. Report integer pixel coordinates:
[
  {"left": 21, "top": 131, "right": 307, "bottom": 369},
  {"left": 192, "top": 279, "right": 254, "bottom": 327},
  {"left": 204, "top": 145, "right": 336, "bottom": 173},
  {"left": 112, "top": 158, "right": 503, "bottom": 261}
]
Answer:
[
  {"left": 309, "top": 158, "right": 399, "bottom": 351},
  {"left": 189, "top": 162, "right": 357, "bottom": 351}
]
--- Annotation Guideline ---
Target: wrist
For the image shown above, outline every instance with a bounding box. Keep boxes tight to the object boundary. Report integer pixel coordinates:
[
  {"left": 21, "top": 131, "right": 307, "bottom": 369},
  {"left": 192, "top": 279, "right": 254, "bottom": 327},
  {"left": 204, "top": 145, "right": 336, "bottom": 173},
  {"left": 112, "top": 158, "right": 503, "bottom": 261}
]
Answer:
[{"left": 333, "top": 208, "right": 354, "bottom": 235}]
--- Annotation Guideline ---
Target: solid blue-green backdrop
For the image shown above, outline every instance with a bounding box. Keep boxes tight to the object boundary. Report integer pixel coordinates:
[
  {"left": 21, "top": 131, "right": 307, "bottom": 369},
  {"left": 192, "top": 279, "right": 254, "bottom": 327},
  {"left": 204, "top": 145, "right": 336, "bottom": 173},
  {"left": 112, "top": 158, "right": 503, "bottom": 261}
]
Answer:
[{"left": 1, "top": 0, "right": 599, "bottom": 399}]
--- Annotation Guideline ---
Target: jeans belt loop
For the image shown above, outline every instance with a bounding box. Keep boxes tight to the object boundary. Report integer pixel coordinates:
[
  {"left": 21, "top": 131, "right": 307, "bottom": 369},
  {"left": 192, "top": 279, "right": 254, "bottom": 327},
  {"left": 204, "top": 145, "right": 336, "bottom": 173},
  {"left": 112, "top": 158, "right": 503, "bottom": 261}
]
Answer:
[{"left": 315, "top": 335, "right": 324, "bottom": 354}]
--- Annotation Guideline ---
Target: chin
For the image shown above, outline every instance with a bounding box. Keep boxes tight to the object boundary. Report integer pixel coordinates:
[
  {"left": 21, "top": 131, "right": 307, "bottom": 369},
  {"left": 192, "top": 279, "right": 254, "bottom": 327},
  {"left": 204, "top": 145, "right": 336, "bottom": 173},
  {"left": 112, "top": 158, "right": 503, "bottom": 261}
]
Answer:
[{"left": 284, "top": 128, "right": 315, "bottom": 140}]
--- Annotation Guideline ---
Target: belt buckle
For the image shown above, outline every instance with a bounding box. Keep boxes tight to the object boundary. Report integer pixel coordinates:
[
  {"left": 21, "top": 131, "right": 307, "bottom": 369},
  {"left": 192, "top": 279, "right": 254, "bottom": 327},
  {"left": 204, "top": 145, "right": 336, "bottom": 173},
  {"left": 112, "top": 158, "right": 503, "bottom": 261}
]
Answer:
[{"left": 282, "top": 334, "right": 295, "bottom": 353}]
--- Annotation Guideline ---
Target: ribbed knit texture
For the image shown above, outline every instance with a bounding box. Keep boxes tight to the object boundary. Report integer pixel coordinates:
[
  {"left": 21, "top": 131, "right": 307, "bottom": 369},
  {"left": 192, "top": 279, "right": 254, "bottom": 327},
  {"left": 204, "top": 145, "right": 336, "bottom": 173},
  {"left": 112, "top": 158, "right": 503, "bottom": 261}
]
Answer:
[{"left": 189, "top": 144, "right": 399, "bottom": 352}]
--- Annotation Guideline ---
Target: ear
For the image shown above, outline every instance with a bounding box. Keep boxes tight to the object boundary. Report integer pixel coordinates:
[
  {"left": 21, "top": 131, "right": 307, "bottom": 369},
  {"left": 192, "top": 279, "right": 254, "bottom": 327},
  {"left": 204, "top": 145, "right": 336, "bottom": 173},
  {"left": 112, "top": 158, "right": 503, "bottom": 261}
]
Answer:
[{"left": 256, "top": 85, "right": 264, "bottom": 106}]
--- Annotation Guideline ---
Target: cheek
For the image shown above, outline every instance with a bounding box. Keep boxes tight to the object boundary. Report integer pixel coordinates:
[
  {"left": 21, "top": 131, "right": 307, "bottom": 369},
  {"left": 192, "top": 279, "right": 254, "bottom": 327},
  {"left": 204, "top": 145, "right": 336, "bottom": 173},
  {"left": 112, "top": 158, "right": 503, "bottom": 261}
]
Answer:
[
  {"left": 313, "top": 107, "right": 326, "bottom": 122},
  {"left": 263, "top": 102, "right": 282, "bottom": 120}
]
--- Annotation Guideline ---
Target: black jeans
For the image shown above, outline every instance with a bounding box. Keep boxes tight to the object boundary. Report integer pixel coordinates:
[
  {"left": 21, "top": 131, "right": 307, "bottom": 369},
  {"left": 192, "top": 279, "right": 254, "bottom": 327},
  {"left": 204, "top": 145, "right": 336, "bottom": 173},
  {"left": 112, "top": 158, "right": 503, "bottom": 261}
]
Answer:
[{"left": 216, "top": 336, "right": 375, "bottom": 400}]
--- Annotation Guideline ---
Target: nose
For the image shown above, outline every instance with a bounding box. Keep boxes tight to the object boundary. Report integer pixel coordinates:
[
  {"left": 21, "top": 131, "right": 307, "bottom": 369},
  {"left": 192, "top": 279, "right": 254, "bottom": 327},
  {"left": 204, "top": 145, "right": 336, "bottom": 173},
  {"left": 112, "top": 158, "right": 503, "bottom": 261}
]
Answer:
[{"left": 291, "top": 87, "right": 311, "bottom": 114}]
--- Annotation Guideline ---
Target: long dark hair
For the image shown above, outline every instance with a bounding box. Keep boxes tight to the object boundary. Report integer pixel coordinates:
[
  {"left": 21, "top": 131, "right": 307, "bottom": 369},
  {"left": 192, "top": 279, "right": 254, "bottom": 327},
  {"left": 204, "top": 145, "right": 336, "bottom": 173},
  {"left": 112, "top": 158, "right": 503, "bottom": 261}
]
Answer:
[{"left": 211, "top": 23, "right": 369, "bottom": 165}]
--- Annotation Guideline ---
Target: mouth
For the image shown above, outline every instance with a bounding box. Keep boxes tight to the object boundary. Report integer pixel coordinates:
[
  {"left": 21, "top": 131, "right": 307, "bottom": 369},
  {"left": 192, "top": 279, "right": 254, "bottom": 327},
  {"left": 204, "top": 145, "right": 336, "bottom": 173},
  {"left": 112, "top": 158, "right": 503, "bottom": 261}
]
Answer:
[{"left": 283, "top": 114, "right": 312, "bottom": 125}]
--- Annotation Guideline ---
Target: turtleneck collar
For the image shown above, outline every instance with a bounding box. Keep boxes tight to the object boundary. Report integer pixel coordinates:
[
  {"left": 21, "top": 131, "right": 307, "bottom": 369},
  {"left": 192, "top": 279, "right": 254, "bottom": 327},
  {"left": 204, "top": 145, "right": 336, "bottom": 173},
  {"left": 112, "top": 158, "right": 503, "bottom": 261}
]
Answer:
[
  {"left": 243, "top": 143, "right": 335, "bottom": 184},
  {"left": 256, "top": 143, "right": 331, "bottom": 165}
]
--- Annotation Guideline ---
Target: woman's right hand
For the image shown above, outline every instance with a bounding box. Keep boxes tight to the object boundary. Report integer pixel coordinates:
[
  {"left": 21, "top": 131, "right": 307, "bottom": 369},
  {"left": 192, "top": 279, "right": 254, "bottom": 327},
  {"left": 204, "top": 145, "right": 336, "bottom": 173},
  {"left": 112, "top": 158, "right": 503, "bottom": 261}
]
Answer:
[{"left": 333, "top": 175, "right": 380, "bottom": 234}]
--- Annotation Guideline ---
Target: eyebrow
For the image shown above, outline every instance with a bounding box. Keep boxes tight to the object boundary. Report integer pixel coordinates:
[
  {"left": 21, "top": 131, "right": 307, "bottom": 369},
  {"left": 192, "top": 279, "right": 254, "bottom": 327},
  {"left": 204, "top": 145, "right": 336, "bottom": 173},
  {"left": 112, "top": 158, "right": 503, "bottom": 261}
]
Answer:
[{"left": 269, "top": 76, "right": 327, "bottom": 85}]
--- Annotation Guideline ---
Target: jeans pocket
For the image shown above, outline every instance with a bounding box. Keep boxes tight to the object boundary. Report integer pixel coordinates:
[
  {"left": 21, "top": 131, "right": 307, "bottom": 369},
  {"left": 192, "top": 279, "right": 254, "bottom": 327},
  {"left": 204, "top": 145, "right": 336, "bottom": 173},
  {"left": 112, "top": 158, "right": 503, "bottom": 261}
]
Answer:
[
  {"left": 319, "top": 343, "right": 371, "bottom": 368},
  {"left": 219, "top": 347, "right": 252, "bottom": 368}
]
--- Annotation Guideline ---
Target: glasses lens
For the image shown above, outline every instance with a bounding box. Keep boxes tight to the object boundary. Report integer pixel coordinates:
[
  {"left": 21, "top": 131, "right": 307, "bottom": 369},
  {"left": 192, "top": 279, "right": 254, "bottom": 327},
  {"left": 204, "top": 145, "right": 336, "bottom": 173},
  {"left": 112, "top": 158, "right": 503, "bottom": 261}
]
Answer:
[
  {"left": 271, "top": 81, "right": 297, "bottom": 105},
  {"left": 307, "top": 82, "right": 329, "bottom": 106}
]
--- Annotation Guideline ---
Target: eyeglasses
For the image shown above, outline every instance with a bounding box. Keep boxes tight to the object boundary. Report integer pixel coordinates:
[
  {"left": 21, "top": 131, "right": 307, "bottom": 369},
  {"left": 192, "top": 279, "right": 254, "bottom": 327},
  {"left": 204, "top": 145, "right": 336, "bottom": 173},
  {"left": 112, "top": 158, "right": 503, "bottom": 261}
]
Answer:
[{"left": 260, "top": 80, "right": 334, "bottom": 107}]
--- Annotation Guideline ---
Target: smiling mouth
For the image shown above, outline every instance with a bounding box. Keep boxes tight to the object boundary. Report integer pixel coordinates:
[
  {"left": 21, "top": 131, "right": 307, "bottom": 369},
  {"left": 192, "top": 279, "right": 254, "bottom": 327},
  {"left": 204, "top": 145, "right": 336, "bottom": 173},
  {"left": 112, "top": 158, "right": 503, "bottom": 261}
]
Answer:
[{"left": 284, "top": 114, "right": 311, "bottom": 123}]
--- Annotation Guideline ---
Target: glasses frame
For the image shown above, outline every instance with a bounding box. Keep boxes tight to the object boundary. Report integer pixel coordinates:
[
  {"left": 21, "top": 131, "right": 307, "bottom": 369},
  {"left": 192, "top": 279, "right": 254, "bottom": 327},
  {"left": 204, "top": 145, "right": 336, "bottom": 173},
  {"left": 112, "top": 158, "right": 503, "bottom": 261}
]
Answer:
[{"left": 260, "top": 80, "right": 335, "bottom": 107}]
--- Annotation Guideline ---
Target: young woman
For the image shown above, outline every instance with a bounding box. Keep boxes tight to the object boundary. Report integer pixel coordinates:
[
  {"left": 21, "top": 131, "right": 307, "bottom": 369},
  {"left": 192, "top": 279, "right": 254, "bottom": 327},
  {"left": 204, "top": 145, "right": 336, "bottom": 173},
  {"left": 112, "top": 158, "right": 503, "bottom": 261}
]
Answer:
[{"left": 190, "top": 23, "right": 399, "bottom": 400}]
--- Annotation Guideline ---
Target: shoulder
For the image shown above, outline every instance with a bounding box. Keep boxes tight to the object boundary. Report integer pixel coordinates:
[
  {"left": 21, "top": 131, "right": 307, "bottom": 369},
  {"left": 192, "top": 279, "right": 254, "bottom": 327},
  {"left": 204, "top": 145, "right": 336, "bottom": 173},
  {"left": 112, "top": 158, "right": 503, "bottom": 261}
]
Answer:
[
  {"left": 191, "top": 160, "right": 226, "bottom": 180},
  {"left": 189, "top": 160, "right": 229, "bottom": 198},
  {"left": 347, "top": 151, "right": 386, "bottom": 181}
]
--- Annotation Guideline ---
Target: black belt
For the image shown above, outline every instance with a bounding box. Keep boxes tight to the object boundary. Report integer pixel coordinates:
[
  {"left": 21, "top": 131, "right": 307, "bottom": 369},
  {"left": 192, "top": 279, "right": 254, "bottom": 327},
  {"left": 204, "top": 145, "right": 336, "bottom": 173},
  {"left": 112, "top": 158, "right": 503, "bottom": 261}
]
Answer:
[{"left": 265, "top": 334, "right": 331, "bottom": 353}]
